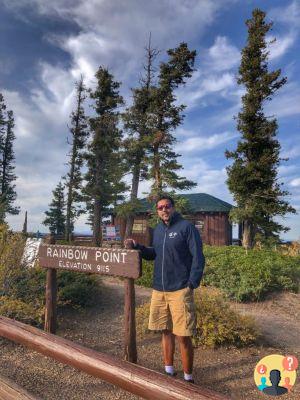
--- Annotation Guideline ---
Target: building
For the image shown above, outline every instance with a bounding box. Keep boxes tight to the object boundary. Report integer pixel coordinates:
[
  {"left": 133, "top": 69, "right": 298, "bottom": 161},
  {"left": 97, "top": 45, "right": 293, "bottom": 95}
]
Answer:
[{"left": 113, "top": 193, "right": 234, "bottom": 246}]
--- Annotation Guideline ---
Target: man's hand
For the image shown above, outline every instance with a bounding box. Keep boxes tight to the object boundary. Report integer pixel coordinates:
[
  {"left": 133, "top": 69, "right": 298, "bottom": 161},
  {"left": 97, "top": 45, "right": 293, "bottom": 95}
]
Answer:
[{"left": 124, "top": 238, "right": 136, "bottom": 249}]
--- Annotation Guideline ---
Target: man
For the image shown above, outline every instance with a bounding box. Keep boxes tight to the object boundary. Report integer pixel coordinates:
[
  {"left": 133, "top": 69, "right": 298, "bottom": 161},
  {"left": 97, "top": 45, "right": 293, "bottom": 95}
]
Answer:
[{"left": 125, "top": 194, "right": 205, "bottom": 383}]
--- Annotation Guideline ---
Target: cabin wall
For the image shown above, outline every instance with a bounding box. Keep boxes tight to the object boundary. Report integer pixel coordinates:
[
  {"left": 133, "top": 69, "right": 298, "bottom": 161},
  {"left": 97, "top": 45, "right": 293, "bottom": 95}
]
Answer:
[
  {"left": 114, "top": 212, "right": 232, "bottom": 246},
  {"left": 113, "top": 216, "right": 152, "bottom": 246},
  {"left": 186, "top": 212, "right": 232, "bottom": 246}
]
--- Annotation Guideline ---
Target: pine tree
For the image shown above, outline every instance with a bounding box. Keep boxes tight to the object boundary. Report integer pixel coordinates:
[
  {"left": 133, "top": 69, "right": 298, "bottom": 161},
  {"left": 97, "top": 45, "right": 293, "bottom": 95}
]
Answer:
[
  {"left": 121, "top": 37, "right": 159, "bottom": 238},
  {"left": 226, "top": 9, "right": 296, "bottom": 249},
  {"left": 84, "top": 67, "right": 126, "bottom": 246},
  {"left": 64, "top": 77, "right": 89, "bottom": 241},
  {"left": 43, "top": 182, "right": 66, "bottom": 235},
  {"left": 0, "top": 93, "right": 6, "bottom": 145},
  {"left": 0, "top": 94, "right": 6, "bottom": 221},
  {"left": 0, "top": 107, "right": 19, "bottom": 222},
  {"left": 147, "top": 43, "right": 197, "bottom": 198}
]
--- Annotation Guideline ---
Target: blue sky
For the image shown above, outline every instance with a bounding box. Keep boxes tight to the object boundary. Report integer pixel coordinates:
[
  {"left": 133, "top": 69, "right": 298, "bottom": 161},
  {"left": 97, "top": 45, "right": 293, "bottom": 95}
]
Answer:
[{"left": 0, "top": 0, "right": 299, "bottom": 239}]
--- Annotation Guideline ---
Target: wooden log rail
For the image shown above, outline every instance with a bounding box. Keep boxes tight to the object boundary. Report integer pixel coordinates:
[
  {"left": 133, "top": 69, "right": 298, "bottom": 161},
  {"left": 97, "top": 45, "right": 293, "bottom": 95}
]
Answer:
[
  {"left": 0, "top": 375, "right": 41, "bottom": 400},
  {"left": 0, "top": 316, "right": 229, "bottom": 400}
]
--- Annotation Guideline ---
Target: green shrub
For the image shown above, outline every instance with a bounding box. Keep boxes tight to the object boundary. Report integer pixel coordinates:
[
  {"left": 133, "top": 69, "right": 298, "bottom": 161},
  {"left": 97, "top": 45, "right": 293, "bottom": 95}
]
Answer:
[
  {"left": 0, "top": 224, "right": 100, "bottom": 324},
  {"left": 57, "top": 271, "right": 98, "bottom": 307},
  {"left": 136, "top": 287, "right": 258, "bottom": 347},
  {"left": 136, "top": 245, "right": 300, "bottom": 302},
  {"left": 203, "top": 245, "right": 300, "bottom": 301},
  {"left": 0, "top": 296, "right": 43, "bottom": 325},
  {"left": 136, "top": 260, "right": 153, "bottom": 288}
]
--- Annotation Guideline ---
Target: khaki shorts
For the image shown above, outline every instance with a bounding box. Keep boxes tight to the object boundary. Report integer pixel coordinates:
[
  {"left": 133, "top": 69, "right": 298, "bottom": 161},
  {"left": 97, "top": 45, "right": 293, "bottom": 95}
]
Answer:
[{"left": 148, "top": 287, "right": 196, "bottom": 337}]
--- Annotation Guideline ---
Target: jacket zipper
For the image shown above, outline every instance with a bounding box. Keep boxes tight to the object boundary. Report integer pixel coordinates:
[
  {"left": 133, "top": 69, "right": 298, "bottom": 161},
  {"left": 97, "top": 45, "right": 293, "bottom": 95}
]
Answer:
[{"left": 162, "top": 227, "right": 167, "bottom": 291}]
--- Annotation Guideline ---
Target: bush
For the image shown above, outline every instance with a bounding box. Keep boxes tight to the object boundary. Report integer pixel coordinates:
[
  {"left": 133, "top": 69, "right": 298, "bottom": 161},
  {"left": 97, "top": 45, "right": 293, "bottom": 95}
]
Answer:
[
  {"left": 57, "top": 271, "right": 98, "bottom": 307},
  {"left": 203, "top": 246, "right": 300, "bottom": 301},
  {"left": 136, "top": 246, "right": 300, "bottom": 302},
  {"left": 136, "top": 287, "right": 258, "bottom": 347},
  {"left": 136, "top": 260, "right": 153, "bottom": 288},
  {"left": 279, "top": 241, "right": 300, "bottom": 256},
  {"left": 0, "top": 224, "right": 100, "bottom": 324},
  {"left": 0, "top": 296, "right": 43, "bottom": 325}
]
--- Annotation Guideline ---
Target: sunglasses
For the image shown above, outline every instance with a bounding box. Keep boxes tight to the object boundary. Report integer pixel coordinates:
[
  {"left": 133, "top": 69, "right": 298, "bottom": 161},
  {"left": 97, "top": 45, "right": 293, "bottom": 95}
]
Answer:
[{"left": 157, "top": 204, "right": 172, "bottom": 211}]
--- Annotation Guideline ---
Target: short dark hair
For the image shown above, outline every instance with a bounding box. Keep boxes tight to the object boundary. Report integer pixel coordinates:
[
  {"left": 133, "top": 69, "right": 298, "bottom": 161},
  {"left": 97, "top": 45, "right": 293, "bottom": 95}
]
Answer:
[{"left": 156, "top": 194, "right": 175, "bottom": 207}]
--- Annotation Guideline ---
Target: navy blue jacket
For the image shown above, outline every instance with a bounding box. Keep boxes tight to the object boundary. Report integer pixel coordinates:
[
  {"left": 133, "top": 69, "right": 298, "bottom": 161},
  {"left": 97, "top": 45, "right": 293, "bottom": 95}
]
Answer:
[{"left": 136, "top": 212, "right": 205, "bottom": 291}]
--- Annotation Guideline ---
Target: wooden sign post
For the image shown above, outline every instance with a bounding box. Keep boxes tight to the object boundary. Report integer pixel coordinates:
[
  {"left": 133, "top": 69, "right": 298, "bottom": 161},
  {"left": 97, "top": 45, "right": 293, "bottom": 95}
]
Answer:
[
  {"left": 44, "top": 234, "right": 57, "bottom": 334},
  {"left": 38, "top": 243, "right": 141, "bottom": 363}
]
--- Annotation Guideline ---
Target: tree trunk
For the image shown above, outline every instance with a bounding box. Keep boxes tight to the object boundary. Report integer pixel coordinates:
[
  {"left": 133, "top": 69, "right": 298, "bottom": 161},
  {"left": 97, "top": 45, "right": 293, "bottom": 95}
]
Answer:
[
  {"left": 125, "top": 163, "right": 141, "bottom": 239},
  {"left": 65, "top": 180, "right": 73, "bottom": 242},
  {"left": 153, "top": 144, "right": 162, "bottom": 195},
  {"left": 242, "top": 220, "right": 255, "bottom": 249},
  {"left": 93, "top": 198, "right": 102, "bottom": 247}
]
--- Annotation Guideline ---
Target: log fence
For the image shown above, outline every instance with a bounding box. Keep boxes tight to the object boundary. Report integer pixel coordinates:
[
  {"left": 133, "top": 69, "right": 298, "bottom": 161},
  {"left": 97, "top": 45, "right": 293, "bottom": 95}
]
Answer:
[
  {"left": 0, "top": 316, "right": 229, "bottom": 400},
  {"left": 0, "top": 375, "right": 41, "bottom": 400}
]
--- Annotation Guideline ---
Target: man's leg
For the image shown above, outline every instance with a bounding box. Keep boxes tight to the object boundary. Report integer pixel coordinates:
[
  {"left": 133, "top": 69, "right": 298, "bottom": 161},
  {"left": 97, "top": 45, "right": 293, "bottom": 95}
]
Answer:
[
  {"left": 177, "top": 335, "right": 194, "bottom": 375},
  {"left": 162, "top": 329, "right": 175, "bottom": 366},
  {"left": 148, "top": 291, "right": 174, "bottom": 375}
]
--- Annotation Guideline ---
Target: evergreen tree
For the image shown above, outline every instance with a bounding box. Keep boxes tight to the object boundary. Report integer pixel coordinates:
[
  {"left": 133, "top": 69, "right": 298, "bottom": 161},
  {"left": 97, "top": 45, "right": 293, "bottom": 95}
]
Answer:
[
  {"left": 84, "top": 67, "right": 126, "bottom": 246},
  {"left": 0, "top": 107, "right": 19, "bottom": 222},
  {"left": 147, "top": 43, "right": 197, "bottom": 198},
  {"left": 43, "top": 182, "right": 66, "bottom": 235},
  {"left": 121, "top": 37, "right": 159, "bottom": 237},
  {"left": 226, "top": 9, "right": 296, "bottom": 249},
  {"left": 0, "top": 93, "right": 6, "bottom": 146},
  {"left": 0, "top": 94, "right": 6, "bottom": 221},
  {"left": 64, "top": 77, "right": 89, "bottom": 241}
]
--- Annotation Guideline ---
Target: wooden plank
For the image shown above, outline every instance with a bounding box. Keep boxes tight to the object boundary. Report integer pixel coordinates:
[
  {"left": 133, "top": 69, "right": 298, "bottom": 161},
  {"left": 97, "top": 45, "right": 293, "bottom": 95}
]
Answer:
[
  {"left": 0, "top": 316, "right": 230, "bottom": 400},
  {"left": 218, "top": 213, "right": 226, "bottom": 246},
  {"left": 38, "top": 244, "right": 141, "bottom": 279},
  {"left": 0, "top": 375, "right": 41, "bottom": 400}
]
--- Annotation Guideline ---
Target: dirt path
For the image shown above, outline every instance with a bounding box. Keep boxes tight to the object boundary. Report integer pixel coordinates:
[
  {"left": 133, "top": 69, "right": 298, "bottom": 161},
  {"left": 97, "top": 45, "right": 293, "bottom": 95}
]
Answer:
[
  {"left": 231, "top": 291, "right": 300, "bottom": 352},
  {"left": 0, "top": 279, "right": 299, "bottom": 400}
]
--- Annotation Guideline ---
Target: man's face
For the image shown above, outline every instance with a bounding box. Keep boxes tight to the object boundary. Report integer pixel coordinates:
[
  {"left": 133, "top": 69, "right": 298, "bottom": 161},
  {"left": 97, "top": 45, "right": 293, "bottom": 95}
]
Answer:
[{"left": 156, "top": 199, "right": 175, "bottom": 224}]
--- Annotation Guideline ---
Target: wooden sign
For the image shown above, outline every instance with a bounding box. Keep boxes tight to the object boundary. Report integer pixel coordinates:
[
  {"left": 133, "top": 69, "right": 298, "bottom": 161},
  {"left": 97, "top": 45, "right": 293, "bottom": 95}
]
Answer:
[{"left": 38, "top": 244, "right": 141, "bottom": 279}]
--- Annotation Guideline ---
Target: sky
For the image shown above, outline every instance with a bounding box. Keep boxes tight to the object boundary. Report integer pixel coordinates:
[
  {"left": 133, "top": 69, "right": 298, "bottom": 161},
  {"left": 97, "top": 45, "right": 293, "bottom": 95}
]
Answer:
[{"left": 0, "top": 0, "right": 299, "bottom": 240}]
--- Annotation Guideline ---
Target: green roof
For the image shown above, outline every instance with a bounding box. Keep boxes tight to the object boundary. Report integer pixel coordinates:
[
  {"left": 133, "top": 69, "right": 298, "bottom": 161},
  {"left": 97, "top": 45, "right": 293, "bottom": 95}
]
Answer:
[{"left": 137, "top": 193, "right": 233, "bottom": 213}]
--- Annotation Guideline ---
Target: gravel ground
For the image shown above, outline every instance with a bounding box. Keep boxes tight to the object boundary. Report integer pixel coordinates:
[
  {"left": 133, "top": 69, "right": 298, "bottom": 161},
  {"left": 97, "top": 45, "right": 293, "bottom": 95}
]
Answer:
[{"left": 0, "top": 278, "right": 299, "bottom": 399}]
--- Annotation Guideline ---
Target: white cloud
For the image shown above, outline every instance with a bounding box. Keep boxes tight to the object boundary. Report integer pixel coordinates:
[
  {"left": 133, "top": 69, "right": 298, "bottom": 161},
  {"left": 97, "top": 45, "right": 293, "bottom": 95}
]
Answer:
[
  {"left": 266, "top": 82, "right": 300, "bottom": 118},
  {"left": 268, "top": 33, "right": 296, "bottom": 60},
  {"left": 2, "top": 87, "right": 71, "bottom": 232},
  {"left": 176, "top": 35, "right": 240, "bottom": 109},
  {"left": 176, "top": 131, "right": 238, "bottom": 153},
  {"left": 270, "top": 0, "right": 300, "bottom": 27},
  {"left": 282, "top": 144, "right": 300, "bottom": 159},
  {"left": 290, "top": 178, "right": 300, "bottom": 187},
  {"left": 30, "top": 62, "right": 76, "bottom": 124},
  {"left": 204, "top": 36, "right": 240, "bottom": 72},
  {"left": 278, "top": 164, "right": 298, "bottom": 177},
  {"left": 176, "top": 72, "right": 236, "bottom": 109},
  {"left": 209, "top": 101, "right": 240, "bottom": 127},
  {"left": 182, "top": 161, "right": 230, "bottom": 200}
]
